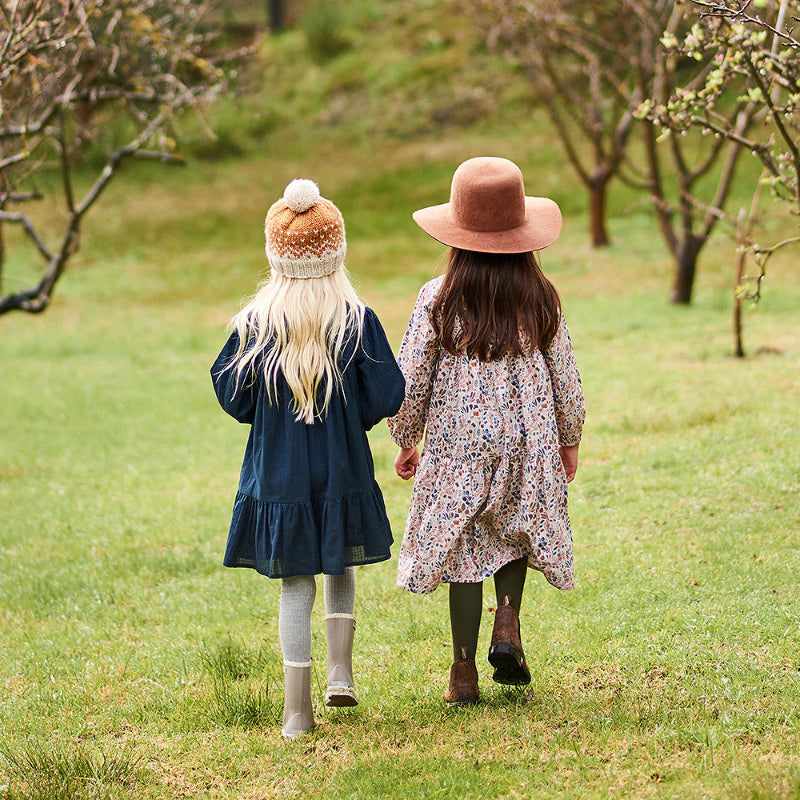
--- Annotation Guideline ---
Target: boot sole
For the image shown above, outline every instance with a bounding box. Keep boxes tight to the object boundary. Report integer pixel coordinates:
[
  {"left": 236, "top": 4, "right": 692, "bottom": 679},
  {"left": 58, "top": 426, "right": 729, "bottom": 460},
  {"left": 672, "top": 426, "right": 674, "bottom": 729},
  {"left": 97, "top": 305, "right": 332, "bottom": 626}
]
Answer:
[
  {"left": 488, "top": 643, "right": 531, "bottom": 686},
  {"left": 325, "top": 686, "right": 359, "bottom": 707},
  {"left": 444, "top": 696, "right": 479, "bottom": 706}
]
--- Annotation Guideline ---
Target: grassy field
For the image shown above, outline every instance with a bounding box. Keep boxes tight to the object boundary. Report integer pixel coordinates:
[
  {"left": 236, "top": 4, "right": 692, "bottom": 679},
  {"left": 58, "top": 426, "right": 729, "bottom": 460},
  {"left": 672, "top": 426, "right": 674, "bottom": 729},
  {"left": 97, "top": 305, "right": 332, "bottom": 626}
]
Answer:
[{"left": 2, "top": 3, "right": 800, "bottom": 798}]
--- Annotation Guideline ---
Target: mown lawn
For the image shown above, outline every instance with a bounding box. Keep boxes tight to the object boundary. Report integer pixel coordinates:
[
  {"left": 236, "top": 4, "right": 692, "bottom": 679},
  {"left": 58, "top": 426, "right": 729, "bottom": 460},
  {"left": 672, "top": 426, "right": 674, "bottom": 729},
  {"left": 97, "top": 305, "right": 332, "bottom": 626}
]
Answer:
[{"left": 1, "top": 64, "right": 799, "bottom": 800}]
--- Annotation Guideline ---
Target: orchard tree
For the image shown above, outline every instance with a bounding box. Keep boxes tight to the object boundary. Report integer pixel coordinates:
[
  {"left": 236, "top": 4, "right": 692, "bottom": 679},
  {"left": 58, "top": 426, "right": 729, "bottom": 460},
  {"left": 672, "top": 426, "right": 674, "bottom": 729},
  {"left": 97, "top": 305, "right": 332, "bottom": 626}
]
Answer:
[
  {"left": 644, "top": 0, "right": 798, "bottom": 351},
  {"left": 467, "top": 0, "right": 646, "bottom": 247},
  {"left": 0, "top": 0, "right": 237, "bottom": 315},
  {"left": 470, "top": 0, "right": 770, "bottom": 304},
  {"left": 629, "top": 0, "right": 765, "bottom": 305}
]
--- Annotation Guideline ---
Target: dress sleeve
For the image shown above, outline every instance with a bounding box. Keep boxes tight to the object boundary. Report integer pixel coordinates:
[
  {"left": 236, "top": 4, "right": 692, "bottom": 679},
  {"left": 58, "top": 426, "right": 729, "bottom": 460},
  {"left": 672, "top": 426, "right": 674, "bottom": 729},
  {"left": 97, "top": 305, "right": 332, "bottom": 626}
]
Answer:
[
  {"left": 210, "top": 331, "right": 258, "bottom": 425},
  {"left": 387, "top": 284, "right": 441, "bottom": 448},
  {"left": 355, "top": 308, "right": 406, "bottom": 430},
  {"left": 542, "top": 315, "right": 585, "bottom": 447}
]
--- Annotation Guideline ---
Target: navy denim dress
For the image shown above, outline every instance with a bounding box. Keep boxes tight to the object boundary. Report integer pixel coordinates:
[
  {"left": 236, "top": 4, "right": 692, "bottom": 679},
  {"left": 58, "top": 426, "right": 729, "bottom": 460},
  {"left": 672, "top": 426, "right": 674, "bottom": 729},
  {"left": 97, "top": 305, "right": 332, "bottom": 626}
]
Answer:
[{"left": 211, "top": 307, "right": 405, "bottom": 578}]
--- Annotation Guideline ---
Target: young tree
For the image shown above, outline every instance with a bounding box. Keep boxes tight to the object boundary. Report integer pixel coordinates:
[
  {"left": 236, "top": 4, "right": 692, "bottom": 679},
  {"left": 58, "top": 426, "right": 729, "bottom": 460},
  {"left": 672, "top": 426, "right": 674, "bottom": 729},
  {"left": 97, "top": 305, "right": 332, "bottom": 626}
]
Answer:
[
  {"left": 470, "top": 0, "right": 768, "bottom": 303},
  {"left": 0, "top": 0, "right": 235, "bottom": 315},
  {"left": 631, "top": 0, "right": 764, "bottom": 305},
  {"left": 644, "top": 0, "right": 798, "bottom": 345},
  {"left": 468, "top": 0, "right": 645, "bottom": 247}
]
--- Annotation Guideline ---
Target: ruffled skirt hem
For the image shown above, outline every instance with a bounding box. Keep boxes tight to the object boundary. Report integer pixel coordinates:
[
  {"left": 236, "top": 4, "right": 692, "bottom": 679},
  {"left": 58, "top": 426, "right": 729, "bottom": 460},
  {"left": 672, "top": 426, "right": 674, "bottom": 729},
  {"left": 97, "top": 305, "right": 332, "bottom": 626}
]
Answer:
[
  {"left": 396, "top": 448, "right": 575, "bottom": 594},
  {"left": 223, "top": 487, "right": 394, "bottom": 578}
]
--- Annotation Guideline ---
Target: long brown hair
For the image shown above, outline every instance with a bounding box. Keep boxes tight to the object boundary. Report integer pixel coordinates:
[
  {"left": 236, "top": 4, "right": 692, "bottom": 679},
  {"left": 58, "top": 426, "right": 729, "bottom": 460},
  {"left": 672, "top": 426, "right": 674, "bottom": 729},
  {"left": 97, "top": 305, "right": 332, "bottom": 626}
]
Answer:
[{"left": 431, "top": 248, "right": 561, "bottom": 361}]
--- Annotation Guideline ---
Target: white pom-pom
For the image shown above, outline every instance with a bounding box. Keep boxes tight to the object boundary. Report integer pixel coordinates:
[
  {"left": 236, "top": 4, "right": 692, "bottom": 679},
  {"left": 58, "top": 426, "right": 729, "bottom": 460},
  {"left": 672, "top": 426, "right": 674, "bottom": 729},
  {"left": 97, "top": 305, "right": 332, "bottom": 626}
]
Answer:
[{"left": 283, "top": 179, "right": 320, "bottom": 213}]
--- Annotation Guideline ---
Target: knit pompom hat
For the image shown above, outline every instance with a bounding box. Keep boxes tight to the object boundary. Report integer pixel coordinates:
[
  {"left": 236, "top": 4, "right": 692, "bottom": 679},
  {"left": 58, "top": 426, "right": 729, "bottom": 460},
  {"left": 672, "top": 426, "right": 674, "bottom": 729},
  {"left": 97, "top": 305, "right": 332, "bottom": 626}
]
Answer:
[{"left": 265, "top": 179, "right": 346, "bottom": 279}]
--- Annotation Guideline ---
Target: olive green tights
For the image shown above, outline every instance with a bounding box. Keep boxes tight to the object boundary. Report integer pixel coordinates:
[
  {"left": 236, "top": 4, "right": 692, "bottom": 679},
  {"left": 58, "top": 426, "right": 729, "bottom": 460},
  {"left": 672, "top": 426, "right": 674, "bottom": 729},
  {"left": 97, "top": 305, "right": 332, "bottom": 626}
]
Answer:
[{"left": 448, "top": 556, "right": 528, "bottom": 662}]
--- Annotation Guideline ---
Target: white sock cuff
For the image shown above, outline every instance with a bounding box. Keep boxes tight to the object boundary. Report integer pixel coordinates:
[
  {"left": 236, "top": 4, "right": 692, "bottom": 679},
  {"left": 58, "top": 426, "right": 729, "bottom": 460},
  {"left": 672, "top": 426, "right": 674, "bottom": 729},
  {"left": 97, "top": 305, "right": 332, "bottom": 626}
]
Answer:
[
  {"left": 283, "top": 659, "right": 313, "bottom": 668},
  {"left": 324, "top": 613, "right": 356, "bottom": 621}
]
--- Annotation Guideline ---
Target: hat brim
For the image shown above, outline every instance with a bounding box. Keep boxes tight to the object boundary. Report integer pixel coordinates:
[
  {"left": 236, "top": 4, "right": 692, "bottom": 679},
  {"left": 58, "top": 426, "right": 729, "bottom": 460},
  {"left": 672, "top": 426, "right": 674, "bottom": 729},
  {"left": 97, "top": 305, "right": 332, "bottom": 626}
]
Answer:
[{"left": 412, "top": 196, "right": 562, "bottom": 254}]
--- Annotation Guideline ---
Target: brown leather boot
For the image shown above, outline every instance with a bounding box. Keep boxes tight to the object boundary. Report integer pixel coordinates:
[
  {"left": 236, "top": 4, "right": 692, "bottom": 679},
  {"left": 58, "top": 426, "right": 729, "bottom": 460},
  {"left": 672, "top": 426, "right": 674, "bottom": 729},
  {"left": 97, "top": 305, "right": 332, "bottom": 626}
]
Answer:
[
  {"left": 488, "top": 595, "right": 531, "bottom": 685},
  {"left": 443, "top": 647, "right": 479, "bottom": 705}
]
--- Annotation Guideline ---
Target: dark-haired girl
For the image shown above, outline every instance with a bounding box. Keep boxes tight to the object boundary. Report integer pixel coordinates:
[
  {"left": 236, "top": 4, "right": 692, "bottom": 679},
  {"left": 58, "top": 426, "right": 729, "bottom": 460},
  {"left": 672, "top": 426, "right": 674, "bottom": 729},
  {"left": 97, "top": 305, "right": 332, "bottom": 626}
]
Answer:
[{"left": 388, "top": 157, "right": 585, "bottom": 704}]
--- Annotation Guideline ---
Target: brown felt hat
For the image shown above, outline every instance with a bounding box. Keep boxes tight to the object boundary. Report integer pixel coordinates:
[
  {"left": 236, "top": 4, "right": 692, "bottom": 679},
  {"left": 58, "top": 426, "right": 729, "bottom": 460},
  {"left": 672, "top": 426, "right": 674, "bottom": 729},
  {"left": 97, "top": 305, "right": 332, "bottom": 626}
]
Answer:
[{"left": 412, "top": 156, "right": 562, "bottom": 253}]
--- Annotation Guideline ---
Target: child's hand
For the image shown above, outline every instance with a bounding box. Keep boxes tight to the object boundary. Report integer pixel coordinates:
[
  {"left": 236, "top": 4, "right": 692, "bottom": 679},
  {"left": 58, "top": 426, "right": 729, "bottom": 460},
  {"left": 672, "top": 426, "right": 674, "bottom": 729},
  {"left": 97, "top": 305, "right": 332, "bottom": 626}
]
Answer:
[
  {"left": 559, "top": 443, "right": 580, "bottom": 483},
  {"left": 394, "top": 446, "right": 419, "bottom": 480}
]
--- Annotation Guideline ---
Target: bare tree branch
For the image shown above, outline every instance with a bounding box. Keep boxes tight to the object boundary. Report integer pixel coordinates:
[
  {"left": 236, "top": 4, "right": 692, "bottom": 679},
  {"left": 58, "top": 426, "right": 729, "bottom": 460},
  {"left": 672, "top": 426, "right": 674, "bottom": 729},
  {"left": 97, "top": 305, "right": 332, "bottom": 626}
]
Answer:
[
  {"left": 0, "top": 0, "right": 245, "bottom": 316},
  {"left": 0, "top": 210, "right": 54, "bottom": 262},
  {"left": 467, "top": 0, "right": 647, "bottom": 246}
]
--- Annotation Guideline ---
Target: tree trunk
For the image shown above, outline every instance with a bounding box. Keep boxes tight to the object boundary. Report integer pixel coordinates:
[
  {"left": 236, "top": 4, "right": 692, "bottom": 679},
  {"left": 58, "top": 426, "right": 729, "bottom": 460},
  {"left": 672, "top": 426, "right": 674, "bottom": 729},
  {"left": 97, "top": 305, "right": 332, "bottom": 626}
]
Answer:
[
  {"left": 733, "top": 292, "right": 744, "bottom": 358},
  {"left": 0, "top": 222, "right": 4, "bottom": 294},
  {"left": 732, "top": 244, "right": 747, "bottom": 358},
  {"left": 670, "top": 236, "right": 702, "bottom": 304},
  {"left": 268, "top": 0, "right": 284, "bottom": 31},
  {"left": 589, "top": 179, "right": 610, "bottom": 247}
]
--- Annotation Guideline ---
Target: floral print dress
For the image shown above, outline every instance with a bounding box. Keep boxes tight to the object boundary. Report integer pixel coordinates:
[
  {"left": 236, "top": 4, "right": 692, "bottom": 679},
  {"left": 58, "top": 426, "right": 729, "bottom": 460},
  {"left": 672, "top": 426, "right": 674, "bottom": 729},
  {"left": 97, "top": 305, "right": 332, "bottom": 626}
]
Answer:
[{"left": 388, "top": 277, "right": 585, "bottom": 594}]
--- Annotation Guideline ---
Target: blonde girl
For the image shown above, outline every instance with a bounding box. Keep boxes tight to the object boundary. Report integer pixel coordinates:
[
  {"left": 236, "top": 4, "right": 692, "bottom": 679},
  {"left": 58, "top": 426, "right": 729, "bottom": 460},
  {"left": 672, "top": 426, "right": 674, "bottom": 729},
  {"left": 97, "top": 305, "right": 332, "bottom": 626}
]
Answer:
[
  {"left": 212, "top": 179, "right": 405, "bottom": 737},
  {"left": 389, "top": 157, "right": 585, "bottom": 704}
]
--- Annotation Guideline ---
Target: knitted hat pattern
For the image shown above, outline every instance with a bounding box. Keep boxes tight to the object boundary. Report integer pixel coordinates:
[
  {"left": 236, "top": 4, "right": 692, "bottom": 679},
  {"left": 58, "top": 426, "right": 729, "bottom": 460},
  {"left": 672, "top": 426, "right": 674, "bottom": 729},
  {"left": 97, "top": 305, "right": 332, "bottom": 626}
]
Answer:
[{"left": 265, "top": 179, "right": 346, "bottom": 279}]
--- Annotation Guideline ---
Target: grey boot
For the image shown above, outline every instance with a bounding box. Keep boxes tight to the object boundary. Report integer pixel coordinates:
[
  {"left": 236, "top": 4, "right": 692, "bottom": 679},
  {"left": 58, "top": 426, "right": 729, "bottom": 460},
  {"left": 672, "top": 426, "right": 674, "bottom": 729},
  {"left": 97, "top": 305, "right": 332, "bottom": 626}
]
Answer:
[
  {"left": 281, "top": 661, "right": 316, "bottom": 739},
  {"left": 324, "top": 614, "right": 359, "bottom": 707}
]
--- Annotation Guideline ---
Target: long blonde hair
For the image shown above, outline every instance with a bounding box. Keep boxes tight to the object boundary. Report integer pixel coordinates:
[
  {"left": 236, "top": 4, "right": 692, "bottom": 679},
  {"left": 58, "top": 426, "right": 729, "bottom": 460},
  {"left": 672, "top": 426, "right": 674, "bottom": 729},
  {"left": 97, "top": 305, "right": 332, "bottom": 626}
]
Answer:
[{"left": 229, "top": 269, "right": 365, "bottom": 424}]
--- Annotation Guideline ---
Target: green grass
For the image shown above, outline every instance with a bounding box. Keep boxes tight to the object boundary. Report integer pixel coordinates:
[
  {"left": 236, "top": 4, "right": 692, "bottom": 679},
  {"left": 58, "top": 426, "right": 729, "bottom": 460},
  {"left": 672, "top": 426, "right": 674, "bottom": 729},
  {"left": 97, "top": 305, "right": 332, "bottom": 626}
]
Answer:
[
  {"left": 2, "top": 1, "right": 800, "bottom": 798},
  {"left": 1, "top": 743, "right": 143, "bottom": 800}
]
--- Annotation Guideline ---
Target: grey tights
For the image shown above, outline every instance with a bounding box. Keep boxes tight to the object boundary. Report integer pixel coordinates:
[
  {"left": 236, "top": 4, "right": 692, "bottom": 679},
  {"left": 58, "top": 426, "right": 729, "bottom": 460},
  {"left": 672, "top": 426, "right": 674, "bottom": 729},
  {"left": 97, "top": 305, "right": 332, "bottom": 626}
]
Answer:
[
  {"left": 279, "top": 568, "right": 355, "bottom": 664},
  {"left": 448, "top": 557, "right": 528, "bottom": 662}
]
